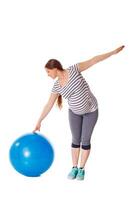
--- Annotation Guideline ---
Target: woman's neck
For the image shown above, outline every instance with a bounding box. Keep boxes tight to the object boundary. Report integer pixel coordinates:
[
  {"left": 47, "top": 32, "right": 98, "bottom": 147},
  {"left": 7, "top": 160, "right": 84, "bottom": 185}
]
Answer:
[
  {"left": 57, "top": 70, "right": 66, "bottom": 81},
  {"left": 57, "top": 69, "right": 69, "bottom": 87}
]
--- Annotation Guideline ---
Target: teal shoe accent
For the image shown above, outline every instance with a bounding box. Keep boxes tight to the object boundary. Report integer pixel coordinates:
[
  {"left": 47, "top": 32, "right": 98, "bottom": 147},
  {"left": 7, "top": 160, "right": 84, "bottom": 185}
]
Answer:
[
  {"left": 67, "top": 167, "right": 78, "bottom": 179},
  {"left": 76, "top": 168, "right": 85, "bottom": 180}
]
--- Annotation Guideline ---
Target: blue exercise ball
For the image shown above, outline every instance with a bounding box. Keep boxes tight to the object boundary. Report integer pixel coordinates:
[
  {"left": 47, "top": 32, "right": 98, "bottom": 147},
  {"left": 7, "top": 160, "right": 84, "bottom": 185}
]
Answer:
[{"left": 9, "top": 133, "right": 54, "bottom": 177}]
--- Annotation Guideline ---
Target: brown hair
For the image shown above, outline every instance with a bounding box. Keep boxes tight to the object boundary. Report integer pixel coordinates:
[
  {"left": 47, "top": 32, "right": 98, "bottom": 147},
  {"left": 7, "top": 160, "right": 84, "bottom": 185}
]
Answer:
[{"left": 45, "top": 59, "right": 63, "bottom": 109}]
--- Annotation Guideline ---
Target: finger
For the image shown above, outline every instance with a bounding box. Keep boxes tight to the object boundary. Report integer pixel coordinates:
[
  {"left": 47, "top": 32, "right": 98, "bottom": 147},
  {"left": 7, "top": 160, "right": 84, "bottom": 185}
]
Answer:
[
  {"left": 32, "top": 130, "right": 36, "bottom": 133},
  {"left": 120, "top": 45, "right": 125, "bottom": 50}
]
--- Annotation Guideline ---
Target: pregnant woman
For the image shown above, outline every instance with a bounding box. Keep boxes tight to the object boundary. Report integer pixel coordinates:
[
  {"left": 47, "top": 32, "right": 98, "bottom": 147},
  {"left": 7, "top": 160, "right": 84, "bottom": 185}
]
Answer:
[{"left": 33, "top": 45, "right": 124, "bottom": 180}]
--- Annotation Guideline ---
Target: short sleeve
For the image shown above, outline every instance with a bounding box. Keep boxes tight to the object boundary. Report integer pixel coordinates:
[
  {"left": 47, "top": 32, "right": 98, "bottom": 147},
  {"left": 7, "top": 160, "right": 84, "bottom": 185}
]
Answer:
[
  {"left": 51, "top": 80, "right": 59, "bottom": 94},
  {"left": 68, "top": 63, "right": 80, "bottom": 74}
]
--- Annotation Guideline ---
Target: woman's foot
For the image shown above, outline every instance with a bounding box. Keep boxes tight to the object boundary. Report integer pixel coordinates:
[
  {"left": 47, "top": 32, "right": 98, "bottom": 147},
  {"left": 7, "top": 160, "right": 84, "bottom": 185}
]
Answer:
[
  {"left": 76, "top": 168, "right": 85, "bottom": 180},
  {"left": 67, "top": 167, "right": 78, "bottom": 179}
]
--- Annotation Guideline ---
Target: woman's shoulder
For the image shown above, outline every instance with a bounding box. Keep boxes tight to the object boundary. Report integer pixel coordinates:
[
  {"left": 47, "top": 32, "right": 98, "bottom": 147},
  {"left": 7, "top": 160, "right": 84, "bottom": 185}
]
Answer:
[
  {"left": 51, "top": 80, "right": 60, "bottom": 93},
  {"left": 53, "top": 79, "right": 59, "bottom": 87},
  {"left": 67, "top": 63, "right": 80, "bottom": 73}
]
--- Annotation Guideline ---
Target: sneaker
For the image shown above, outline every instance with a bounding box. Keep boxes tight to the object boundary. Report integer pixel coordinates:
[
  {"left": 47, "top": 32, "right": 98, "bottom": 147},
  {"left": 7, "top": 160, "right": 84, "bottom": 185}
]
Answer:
[
  {"left": 76, "top": 168, "right": 85, "bottom": 180},
  {"left": 67, "top": 167, "right": 78, "bottom": 179}
]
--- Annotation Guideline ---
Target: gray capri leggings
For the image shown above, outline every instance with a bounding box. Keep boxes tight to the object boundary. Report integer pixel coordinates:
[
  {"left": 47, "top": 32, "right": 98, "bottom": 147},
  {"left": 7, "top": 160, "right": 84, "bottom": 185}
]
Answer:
[{"left": 68, "top": 109, "right": 98, "bottom": 150}]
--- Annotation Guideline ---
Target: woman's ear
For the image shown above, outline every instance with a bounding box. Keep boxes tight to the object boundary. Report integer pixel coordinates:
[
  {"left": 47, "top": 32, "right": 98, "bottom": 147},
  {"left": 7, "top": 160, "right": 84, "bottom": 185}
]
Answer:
[{"left": 55, "top": 68, "right": 58, "bottom": 74}]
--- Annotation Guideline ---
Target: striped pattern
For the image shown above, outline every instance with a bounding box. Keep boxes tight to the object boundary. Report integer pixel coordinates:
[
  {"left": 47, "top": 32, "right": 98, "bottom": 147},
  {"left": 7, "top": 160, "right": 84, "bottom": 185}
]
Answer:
[{"left": 52, "top": 64, "right": 98, "bottom": 115}]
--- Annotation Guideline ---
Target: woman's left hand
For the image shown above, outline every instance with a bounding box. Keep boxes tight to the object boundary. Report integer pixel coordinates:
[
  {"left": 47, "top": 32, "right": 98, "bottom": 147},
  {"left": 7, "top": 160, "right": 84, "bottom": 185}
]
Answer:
[{"left": 113, "top": 45, "right": 125, "bottom": 54}]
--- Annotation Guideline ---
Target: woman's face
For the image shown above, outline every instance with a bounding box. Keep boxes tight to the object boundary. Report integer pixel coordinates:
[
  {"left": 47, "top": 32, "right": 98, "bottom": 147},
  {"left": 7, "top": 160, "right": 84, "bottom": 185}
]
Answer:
[{"left": 45, "top": 68, "right": 57, "bottom": 79}]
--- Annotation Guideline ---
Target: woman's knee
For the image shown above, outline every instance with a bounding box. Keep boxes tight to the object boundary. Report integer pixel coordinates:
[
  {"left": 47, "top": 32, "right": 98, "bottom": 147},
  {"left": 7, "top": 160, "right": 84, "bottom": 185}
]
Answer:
[
  {"left": 81, "top": 143, "right": 91, "bottom": 150},
  {"left": 71, "top": 142, "right": 91, "bottom": 150},
  {"left": 71, "top": 143, "right": 80, "bottom": 148}
]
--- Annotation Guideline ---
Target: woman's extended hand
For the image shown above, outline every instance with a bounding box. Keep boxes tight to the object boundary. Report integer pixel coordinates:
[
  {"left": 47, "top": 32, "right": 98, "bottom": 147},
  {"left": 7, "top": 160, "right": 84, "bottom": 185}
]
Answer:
[
  {"left": 33, "top": 121, "right": 41, "bottom": 133},
  {"left": 113, "top": 45, "right": 125, "bottom": 55}
]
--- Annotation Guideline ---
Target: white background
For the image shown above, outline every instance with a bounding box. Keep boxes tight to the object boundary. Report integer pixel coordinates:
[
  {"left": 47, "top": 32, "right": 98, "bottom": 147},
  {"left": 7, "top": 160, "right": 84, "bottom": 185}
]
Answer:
[{"left": 0, "top": 0, "right": 134, "bottom": 199}]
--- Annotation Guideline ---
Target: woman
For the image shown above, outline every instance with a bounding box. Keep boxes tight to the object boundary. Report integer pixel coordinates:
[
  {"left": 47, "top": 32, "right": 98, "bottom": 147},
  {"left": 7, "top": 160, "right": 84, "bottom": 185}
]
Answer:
[{"left": 33, "top": 45, "right": 124, "bottom": 180}]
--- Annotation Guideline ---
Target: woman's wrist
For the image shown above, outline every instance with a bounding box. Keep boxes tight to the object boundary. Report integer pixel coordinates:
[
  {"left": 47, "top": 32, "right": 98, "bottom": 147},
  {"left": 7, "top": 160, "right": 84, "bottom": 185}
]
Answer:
[{"left": 37, "top": 119, "right": 42, "bottom": 124}]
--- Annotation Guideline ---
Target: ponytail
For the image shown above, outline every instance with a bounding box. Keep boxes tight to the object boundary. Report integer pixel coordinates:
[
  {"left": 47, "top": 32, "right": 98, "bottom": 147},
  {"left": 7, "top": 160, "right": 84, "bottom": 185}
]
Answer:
[
  {"left": 45, "top": 59, "right": 63, "bottom": 109},
  {"left": 57, "top": 95, "right": 62, "bottom": 109}
]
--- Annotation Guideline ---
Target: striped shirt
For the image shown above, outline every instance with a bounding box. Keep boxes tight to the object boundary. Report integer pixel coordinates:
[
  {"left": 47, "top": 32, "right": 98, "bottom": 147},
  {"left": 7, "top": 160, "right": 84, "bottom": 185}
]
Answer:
[{"left": 52, "top": 64, "right": 98, "bottom": 115}]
